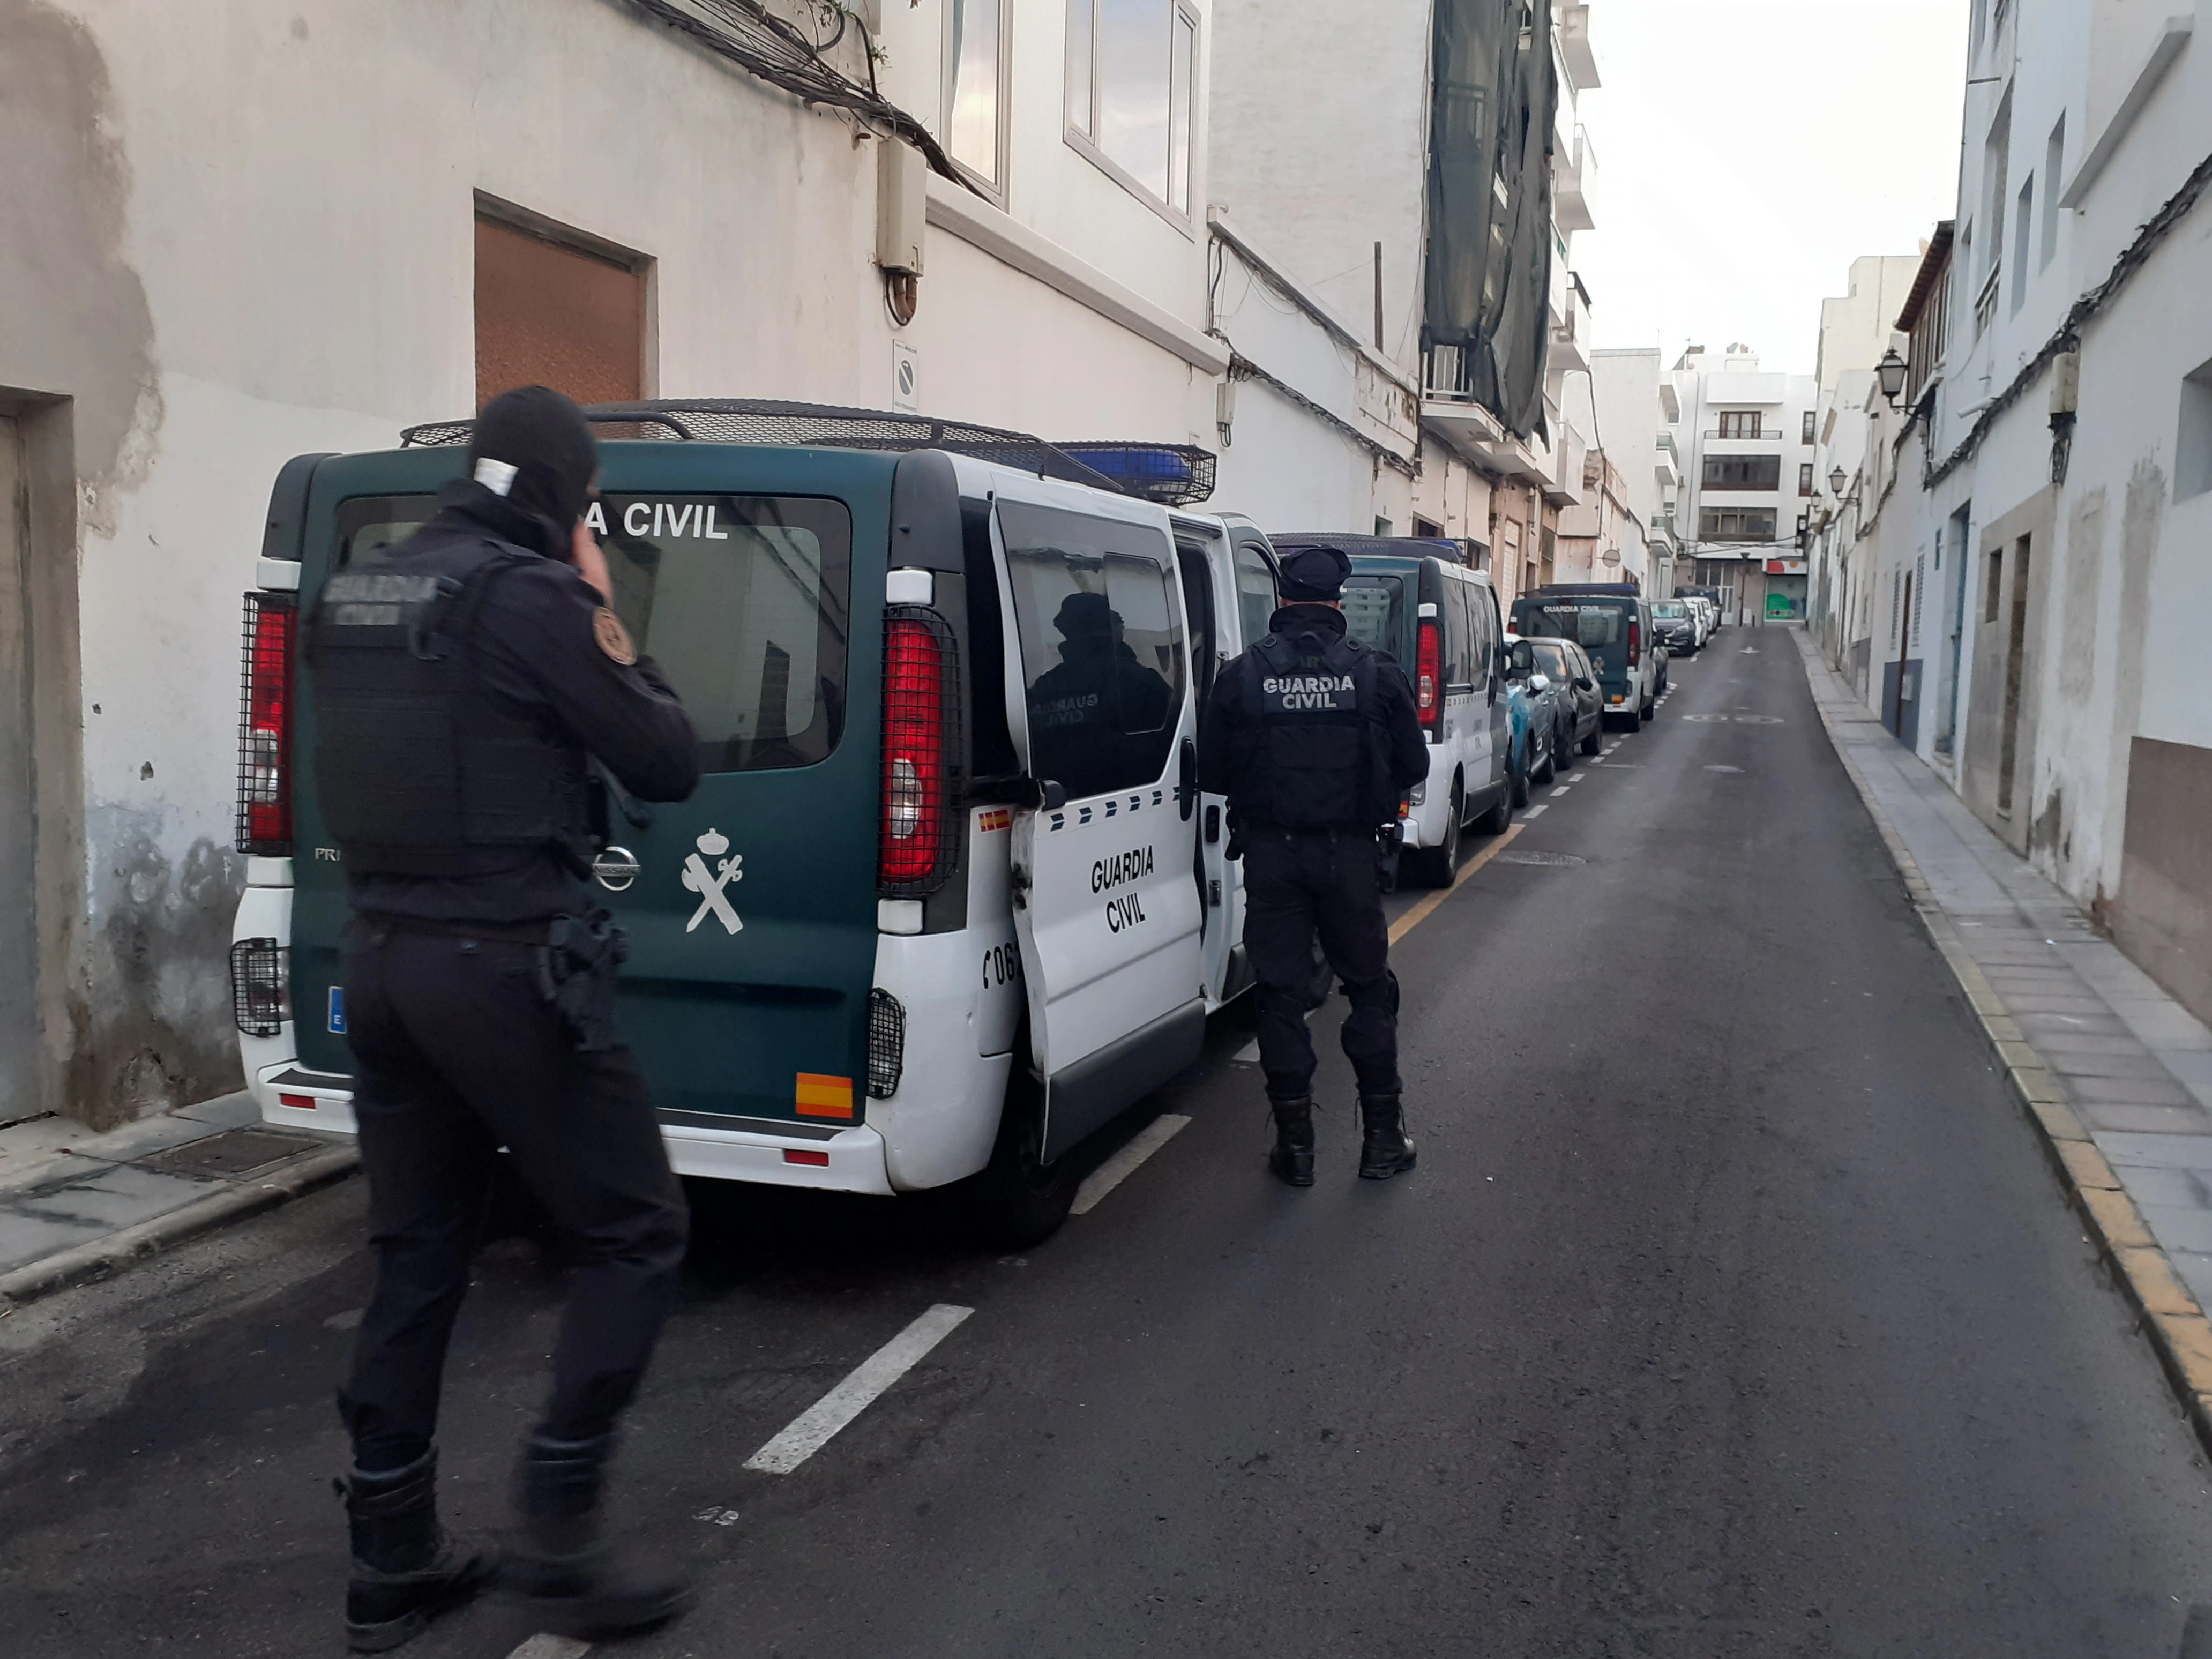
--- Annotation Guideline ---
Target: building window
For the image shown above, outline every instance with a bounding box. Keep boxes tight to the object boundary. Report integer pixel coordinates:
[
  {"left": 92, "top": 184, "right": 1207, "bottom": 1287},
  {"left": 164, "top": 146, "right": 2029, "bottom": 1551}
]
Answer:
[
  {"left": 2178, "top": 355, "right": 2212, "bottom": 501},
  {"left": 1702, "top": 454, "right": 1780, "bottom": 491},
  {"left": 474, "top": 206, "right": 647, "bottom": 408},
  {"left": 1716, "top": 411, "right": 1765, "bottom": 438},
  {"left": 946, "top": 0, "right": 1008, "bottom": 195},
  {"left": 1799, "top": 462, "right": 1816, "bottom": 497},
  {"left": 2011, "top": 175, "right": 2033, "bottom": 314},
  {"left": 2041, "top": 116, "right": 2065, "bottom": 270},
  {"left": 1984, "top": 542, "right": 2004, "bottom": 624},
  {"left": 1699, "top": 508, "right": 1777, "bottom": 542},
  {"left": 1802, "top": 409, "right": 1817, "bottom": 444},
  {"left": 1067, "top": 0, "right": 1198, "bottom": 216}
]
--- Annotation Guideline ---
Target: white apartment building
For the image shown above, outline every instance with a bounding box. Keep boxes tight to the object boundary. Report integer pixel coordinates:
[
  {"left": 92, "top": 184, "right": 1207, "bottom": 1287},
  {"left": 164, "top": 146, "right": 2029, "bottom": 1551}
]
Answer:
[
  {"left": 1809, "top": 0, "right": 2212, "bottom": 1030},
  {"left": 1665, "top": 347, "right": 1818, "bottom": 623},
  {"left": 1210, "top": 0, "right": 1607, "bottom": 616},
  {"left": 1590, "top": 345, "right": 1675, "bottom": 592}
]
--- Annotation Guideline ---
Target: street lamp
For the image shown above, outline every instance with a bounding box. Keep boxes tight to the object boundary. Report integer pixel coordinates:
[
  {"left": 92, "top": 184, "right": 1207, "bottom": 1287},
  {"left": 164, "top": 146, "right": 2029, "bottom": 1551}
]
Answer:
[
  {"left": 1875, "top": 346, "right": 1909, "bottom": 405},
  {"left": 1829, "top": 464, "right": 1849, "bottom": 496}
]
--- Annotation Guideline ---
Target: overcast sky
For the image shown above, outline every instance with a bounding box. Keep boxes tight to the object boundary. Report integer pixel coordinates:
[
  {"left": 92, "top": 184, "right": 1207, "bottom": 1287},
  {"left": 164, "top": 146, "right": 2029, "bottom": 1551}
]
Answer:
[{"left": 1573, "top": 0, "right": 1970, "bottom": 375}]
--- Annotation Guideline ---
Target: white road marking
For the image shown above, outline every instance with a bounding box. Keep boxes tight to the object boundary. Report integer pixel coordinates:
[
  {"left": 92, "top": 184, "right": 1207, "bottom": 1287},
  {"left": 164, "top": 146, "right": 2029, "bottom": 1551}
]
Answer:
[
  {"left": 1072, "top": 1114, "right": 1191, "bottom": 1215},
  {"left": 1231, "top": 1038, "right": 1261, "bottom": 1064},
  {"left": 508, "top": 1636, "right": 591, "bottom": 1659},
  {"left": 743, "top": 1305, "right": 974, "bottom": 1475},
  {"left": 1548, "top": 784, "right": 1573, "bottom": 798},
  {"left": 1520, "top": 803, "right": 1549, "bottom": 819}
]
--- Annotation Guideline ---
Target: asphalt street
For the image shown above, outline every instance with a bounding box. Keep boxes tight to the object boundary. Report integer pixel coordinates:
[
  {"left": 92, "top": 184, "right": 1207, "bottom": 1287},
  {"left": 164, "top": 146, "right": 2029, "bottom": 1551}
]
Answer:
[{"left": 5, "top": 636, "right": 2212, "bottom": 1657}]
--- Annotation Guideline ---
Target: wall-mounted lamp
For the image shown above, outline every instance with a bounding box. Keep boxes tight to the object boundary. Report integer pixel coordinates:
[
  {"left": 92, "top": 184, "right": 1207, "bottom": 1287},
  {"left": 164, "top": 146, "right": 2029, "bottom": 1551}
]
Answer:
[
  {"left": 1829, "top": 465, "right": 1850, "bottom": 496},
  {"left": 1875, "top": 347, "right": 1909, "bottom": 405}
]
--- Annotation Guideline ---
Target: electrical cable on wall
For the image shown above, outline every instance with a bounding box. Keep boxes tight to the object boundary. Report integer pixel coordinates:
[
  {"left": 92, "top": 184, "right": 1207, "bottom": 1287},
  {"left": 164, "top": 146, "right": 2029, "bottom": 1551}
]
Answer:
[
  {"left": 1926, "top": 143, "right": 2212, "bottom": 490},
  {"left": 621, "top": 0, "right": 978, "bottom": 196}
]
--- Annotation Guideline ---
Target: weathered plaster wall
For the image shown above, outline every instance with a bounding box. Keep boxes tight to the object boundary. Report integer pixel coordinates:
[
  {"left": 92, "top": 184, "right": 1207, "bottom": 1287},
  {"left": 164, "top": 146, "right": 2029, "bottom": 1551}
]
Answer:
[{"left": 5, "top": 0, "right": 1217, "bottom": 1126}]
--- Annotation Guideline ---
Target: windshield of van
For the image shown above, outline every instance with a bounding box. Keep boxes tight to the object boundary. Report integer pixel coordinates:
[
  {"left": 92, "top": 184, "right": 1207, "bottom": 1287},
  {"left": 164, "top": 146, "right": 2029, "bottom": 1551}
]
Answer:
[
  {"left": 1339, "top": 574, "right": 1407, "bottom": 658},
  {"left": 330, "top": 492, "right": 853, "bottom": 775}
]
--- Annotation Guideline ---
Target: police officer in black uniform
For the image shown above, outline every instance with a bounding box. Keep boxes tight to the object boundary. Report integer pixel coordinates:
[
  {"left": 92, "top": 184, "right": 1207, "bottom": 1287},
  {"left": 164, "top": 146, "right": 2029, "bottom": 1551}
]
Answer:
[
  {"left": 308, "top": 387, "right": 700, "bottom": 1649},
  {"left": 1198, "top": 545, "right": 1429, "bottom": 1186}
]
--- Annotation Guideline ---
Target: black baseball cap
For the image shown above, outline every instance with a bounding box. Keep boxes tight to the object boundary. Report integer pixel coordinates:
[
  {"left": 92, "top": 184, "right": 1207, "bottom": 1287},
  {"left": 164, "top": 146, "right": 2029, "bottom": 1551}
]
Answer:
[{"left": 1277, "top": 545, "right": 1352, "bottom": 603}]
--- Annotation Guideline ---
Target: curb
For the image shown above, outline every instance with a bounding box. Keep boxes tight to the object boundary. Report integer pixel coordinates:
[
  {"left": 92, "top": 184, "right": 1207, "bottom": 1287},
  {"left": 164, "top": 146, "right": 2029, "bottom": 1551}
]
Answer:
[
  {"left": 1796, "top": 636, "right": 2212, "bottom": 1463},
  {"left": 0, "top": 1145, "right": 361, "bottom": 1312}
]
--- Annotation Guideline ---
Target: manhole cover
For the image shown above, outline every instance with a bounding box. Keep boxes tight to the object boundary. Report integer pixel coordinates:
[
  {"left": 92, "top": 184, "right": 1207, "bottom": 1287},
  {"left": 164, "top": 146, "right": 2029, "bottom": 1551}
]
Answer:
[
  {"left": 141, "top": 1128, "right": 315, "bottom": 1178},
  {"left": 1496, "top": 850, "right": 1586, "bottom": 868}
]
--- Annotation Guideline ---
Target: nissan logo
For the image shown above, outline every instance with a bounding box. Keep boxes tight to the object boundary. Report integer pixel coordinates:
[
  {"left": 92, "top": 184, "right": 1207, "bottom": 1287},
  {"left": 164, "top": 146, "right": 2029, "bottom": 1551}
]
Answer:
[{"left": 592, "top": 846, "right": 641, "bottom": 892}]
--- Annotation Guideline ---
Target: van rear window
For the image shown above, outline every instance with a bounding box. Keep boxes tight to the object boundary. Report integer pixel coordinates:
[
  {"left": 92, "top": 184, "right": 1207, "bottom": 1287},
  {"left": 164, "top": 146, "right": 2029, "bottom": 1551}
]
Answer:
[
  {"left": 1339, "top": 575, "right": 1406, "bottom": 657},
  {"left": 602, "top": 495, "right": 851, "bottom": 774},
  {"left": 330, "top": 492, "right": 852, "bottom": 775},
  {"left": 1518, "top": 602, "right": 1624, "bottom": 650}
]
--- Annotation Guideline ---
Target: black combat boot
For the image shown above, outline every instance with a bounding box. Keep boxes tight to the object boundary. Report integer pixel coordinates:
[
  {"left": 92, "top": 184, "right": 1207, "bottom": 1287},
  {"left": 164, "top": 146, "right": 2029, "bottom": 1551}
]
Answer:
[
  {"left": 1357, "top": 1094, "right": 1417, "bottom": 1180},
  {"left": 340, "top": 1448, "right": 492, "bottom": 1651},
  {"left": 1268, "top": 1096, "right": 1316, "bottom": 1187},
  {"left": 505, "top": 1431, "right": 693, "bottom": 1639}
]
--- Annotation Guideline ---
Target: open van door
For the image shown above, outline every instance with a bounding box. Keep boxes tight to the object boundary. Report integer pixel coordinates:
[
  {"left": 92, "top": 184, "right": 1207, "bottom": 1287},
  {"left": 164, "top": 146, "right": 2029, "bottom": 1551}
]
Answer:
[{"left": 992, "top": 483, "right": 1206, "bottom": 1162}]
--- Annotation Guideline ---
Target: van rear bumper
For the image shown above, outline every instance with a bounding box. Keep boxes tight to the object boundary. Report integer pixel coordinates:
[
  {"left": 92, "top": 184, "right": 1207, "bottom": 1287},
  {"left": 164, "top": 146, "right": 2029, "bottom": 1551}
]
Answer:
[
  {"left": 248, "top": 1066, "right": 894, "bottom": 1195},
  {"left": 661, "top": 1119, "right": 892, "bottom": 1195}
]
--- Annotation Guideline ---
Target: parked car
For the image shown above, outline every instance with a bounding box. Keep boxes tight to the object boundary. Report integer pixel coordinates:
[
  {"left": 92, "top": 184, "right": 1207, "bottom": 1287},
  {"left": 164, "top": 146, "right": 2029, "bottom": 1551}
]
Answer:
[
  {"left": 1650, "top": 599, "right": 1699, "bottom": 655},
  {"left": 1510, "top": 583, "right": 1662, "bottom": 729},
  {"left": 1688, "top": 596, "right": 1717, "bottom": 645},
  {"left": 1515, "top": 634, "right": 1602, "bottom": 764},
  {"left": 1503, "top": 644, "right": 1561, "bottom": 791},
  {"left": 1277, "top": 536, "right": 1511, "bottom": 887},
  {"left": 1501, "top": 673, "right": 1542, "bottom": 808},
  {"left": 1676, "top": 585, "right": 1727, "bottom": 630}
]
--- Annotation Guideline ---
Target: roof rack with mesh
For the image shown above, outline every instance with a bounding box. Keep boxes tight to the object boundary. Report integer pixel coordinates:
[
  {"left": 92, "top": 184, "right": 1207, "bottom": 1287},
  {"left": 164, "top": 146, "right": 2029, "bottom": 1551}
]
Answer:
[
  {"left": 1052, "top": 444, "right": 1216, "bottom": 507},
  {"left": 399, "top": 398, "right": 1158, "bottom": 497}
]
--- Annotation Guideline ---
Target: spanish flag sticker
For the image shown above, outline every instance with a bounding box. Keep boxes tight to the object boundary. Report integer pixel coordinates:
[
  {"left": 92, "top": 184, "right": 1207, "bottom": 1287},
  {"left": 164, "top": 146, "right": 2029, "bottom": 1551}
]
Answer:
[{"left": 795, "top": 1073, "right": 855, "bottom": 1119}]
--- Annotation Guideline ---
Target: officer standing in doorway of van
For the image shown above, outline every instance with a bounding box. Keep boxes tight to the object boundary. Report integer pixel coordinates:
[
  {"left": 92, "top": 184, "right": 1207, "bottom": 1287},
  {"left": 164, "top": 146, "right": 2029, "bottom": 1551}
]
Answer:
[
  {"left": 1199, "top": 545, "right": 1429, "bottom": 1185},
  {"left": 306, "top": 386, "right": 700, "bottom": 1649}
]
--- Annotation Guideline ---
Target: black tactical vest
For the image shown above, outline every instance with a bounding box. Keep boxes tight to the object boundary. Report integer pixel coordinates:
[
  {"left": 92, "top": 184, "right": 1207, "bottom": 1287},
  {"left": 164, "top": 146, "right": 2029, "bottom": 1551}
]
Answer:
[
  {"left": 1237, "top": 629, "right": 1391, "bottom": 829},
  {"left": 305, "top": 536, "right": 591, "bottom": 878}
]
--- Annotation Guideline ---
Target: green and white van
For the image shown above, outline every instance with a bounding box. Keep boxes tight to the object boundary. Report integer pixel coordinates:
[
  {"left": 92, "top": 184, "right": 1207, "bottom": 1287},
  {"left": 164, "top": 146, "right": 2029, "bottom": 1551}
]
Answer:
[{"left": 229, "top": 402, "right": 1281, "bottom": 1244}]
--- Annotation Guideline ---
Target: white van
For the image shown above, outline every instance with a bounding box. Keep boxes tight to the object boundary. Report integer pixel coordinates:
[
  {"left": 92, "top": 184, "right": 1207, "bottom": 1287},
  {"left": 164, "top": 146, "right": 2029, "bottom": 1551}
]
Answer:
[
  {"left": 228, "top": 403, "right": 1280, "bottom": 1246},
  {"left": 1269, "top": 536, "right": 1511, "bottom": 885}
]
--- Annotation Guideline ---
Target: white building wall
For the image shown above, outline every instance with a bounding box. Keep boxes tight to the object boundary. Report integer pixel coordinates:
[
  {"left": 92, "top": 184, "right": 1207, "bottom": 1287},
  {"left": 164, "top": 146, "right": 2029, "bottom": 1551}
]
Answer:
[{"left": 0, "top": 0, "right": 1222, "bottom": 1125}]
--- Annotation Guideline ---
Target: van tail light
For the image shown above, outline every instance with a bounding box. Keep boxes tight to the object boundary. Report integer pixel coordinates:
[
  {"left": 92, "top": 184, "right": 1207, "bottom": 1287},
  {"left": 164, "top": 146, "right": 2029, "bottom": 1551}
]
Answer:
[
  {"left": 229, "top": 937, "right": 289, "bottom": 1036},
  {"left": 1415, "top": 619, "right": 1441, "bottom": 736},
  {"left": 1628, "top": 619, "right": 1641, "bottom": 664},
  {"left": 878, "top": 609, "right": 961, "bottom": 894},
  {"left": 236, "top": 593, "right": 296, "bottom": 856}
]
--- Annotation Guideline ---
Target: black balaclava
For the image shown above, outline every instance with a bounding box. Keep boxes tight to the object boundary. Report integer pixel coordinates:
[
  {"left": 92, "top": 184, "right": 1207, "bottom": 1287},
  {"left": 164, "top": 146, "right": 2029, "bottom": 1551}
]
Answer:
[{"left": 467, "top": 386, "right": 599, "bottom": 558}]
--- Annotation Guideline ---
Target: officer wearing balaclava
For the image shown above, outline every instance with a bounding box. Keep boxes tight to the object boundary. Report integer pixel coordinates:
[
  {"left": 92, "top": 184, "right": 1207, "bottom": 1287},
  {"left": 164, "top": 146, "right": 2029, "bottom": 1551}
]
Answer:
[
  {"left": 307, "top": 386, "right": 698, "bottom": 1647},
  {"left": 1198, "top": 545, "right": 1428, "bottom": 1186}
]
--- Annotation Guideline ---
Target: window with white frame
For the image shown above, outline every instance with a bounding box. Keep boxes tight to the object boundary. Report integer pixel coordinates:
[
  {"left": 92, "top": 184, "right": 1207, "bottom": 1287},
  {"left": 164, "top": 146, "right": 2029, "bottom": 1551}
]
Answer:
[
  {"left": 1066, "top": 0, "right": 1198, "bottom": 216},
  {"left": 945, "top": 0, "right": 1008, "bottom": 196}
]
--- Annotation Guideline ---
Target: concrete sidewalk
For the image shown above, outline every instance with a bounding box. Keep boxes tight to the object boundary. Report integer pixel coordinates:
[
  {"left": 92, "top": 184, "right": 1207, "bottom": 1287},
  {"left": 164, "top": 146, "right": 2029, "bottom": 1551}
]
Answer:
[
  {"left": 0, "top": 1093, "right": 357, "bottom": 1307},
  {"left": 1796, "top": 631, "right": 2212, "bottom": 1439}
]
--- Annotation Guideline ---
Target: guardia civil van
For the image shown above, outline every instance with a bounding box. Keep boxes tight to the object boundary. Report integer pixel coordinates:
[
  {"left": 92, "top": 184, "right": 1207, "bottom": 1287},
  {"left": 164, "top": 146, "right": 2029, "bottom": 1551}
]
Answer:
[
  {"left": 229, "top": 401, "right": 1281, "bottom": 1245},
  {"left": 1271, "top": 534, "right": 1512, "bottom": 886}
]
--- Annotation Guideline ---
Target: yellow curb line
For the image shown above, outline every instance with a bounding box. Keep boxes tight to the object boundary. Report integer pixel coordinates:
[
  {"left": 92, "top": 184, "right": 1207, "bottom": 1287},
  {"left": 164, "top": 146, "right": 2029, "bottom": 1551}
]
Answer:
[
  {"left": 1796, "top": 640, "right": 2212, "bottom": 1456},
  {"left": 1388, "top": 822, "right": 1525, "bottom": 946}
]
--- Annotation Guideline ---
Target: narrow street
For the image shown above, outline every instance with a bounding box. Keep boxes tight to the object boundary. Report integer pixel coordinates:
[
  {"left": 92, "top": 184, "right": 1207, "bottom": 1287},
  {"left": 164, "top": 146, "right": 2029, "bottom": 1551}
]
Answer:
[{"left": 4, "top": 640, "right": 2207, "bottom": 1658}]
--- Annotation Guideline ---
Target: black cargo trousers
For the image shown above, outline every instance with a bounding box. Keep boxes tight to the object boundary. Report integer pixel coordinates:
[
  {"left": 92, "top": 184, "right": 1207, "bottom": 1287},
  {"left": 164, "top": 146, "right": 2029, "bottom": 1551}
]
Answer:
[
  {"left": 1241, "top": 827, "right": 1402, "bottom": 1105},
  {"left": 336, "top": 922, "right": 689, "bottom": 1474}
]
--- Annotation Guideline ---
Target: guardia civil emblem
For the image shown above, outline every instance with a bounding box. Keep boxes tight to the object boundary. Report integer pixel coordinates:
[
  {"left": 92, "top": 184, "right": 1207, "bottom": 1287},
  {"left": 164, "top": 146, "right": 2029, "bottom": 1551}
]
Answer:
[{"left": 681, "top": 828, "right": 743, "bottom": 935}]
